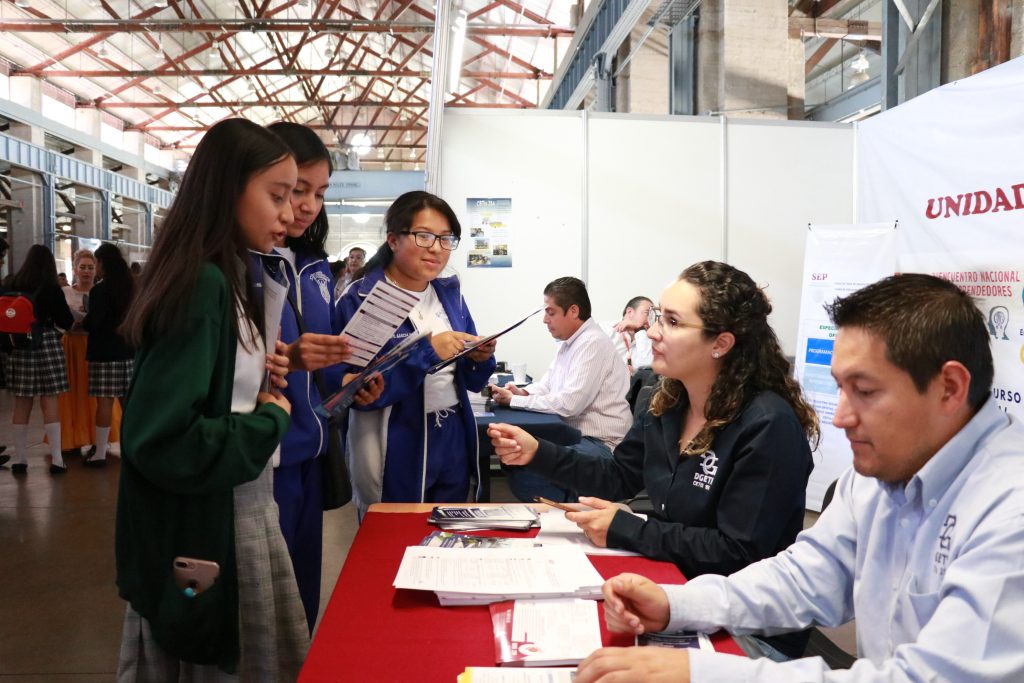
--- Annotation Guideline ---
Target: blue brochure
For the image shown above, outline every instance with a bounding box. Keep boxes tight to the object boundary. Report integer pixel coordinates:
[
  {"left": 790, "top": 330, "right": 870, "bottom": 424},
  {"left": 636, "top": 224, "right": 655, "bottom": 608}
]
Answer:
[{"left": 315, "top": 331, "right": 428, "bottom": 419}]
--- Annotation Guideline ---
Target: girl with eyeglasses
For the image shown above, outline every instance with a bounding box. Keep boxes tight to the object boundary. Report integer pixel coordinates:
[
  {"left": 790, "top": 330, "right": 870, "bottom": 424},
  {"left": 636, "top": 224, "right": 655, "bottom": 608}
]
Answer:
[
  {"left": 338, "top": 190, "right": 496, "bottom": 515},
  {"left": 489, "top": 260, "right": 819, "bottom": 659}
]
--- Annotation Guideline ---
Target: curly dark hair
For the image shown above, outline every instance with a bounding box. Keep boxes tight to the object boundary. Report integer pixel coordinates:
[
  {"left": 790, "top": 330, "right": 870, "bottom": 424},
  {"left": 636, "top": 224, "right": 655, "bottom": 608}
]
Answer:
[{"left": 650, "top": 260, "right": 820, "bottom": 455}]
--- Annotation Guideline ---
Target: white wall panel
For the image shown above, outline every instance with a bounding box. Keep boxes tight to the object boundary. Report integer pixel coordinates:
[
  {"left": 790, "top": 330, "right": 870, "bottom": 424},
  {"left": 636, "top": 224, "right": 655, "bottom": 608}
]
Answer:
[
  {"left": 587, "top": 114, "right": 725, "bottom": 325},
  {"left": 726, "top": 120, "right": 855, "bottom": 354},
  {"left": 439, "top": 110, "right": 585, "bottom": 379},
  {"left": 438, "top": 110, "right": 855, "bottom": 380}
]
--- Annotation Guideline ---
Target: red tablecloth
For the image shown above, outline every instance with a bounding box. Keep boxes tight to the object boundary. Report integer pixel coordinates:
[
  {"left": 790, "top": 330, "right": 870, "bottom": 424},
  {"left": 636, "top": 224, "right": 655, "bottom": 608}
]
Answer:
[{"left": 300, "top": 511, "right": 742, "bottom": 681}]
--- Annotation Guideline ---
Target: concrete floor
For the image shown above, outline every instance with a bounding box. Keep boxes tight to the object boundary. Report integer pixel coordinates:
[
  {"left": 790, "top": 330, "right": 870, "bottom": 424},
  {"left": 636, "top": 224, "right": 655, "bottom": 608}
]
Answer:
[{"left": 0, "top": 390, "right": 854, "bottom": 679}]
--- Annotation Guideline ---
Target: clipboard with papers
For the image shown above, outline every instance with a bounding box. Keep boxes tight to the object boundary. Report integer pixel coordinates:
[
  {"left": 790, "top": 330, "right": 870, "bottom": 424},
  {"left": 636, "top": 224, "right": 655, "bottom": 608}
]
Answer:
[
  {"left": 315, "top": 331, "right": 428, "bottom": 419},
  {"left": 427, "top": 307, "right": 543, "bottom": 375}
]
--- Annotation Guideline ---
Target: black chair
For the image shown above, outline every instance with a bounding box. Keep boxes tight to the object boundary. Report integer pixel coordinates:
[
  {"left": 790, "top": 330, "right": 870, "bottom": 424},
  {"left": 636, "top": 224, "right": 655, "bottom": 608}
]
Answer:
[
  {"left": 626, "top": 366, "right": 659, "bottom": 416},
  {"left": 622, "top": 369, "right": 660, "bottom": 514},
  {"left": 802, "top": 478, "right": 856, "bottom": 669}
]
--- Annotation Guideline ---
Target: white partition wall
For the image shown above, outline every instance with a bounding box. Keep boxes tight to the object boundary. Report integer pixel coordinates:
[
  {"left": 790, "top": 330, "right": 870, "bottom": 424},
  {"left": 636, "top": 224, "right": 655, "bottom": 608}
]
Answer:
[
  {"left": 586, "top": 114, "right": 725, "bottom": 325},
  {"left": 726, "top": 120, "right": 855, "bottom": 352},
  {"left": 440, "top": 110, "right": 586, "bottom": 379},
  {"left": 438, "top": 109, "right": 855, "bottom": 378}
]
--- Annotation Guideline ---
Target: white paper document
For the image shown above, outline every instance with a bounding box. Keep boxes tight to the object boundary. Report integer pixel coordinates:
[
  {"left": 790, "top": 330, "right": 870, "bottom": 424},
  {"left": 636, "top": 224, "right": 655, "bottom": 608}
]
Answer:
[
  {"left": 260, "top": 266, "right": 289, "bottom": 391},
  {"left": 340, "top": 280, "right": 420, "bottom": 366},
  {"left": 428, "top": 306, "right": 543, "bottom": 374},
  {"left": 496, "top": 599, "right": 602, "bottom": 666},
  {"left": 458, "top": 668, "right": 576, "bottom": 683},
  {"left": 393, "top": 545, "right": 605, "bottom": 605},
  {"left": 534, "top": 510, "right": 643, "bottom": 557}
]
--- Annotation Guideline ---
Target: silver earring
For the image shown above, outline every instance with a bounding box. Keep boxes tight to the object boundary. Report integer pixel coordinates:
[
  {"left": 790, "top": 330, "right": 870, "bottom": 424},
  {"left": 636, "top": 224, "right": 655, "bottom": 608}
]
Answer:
[{"left": 712, "top": 352, "right": 720, "bottom": 359}]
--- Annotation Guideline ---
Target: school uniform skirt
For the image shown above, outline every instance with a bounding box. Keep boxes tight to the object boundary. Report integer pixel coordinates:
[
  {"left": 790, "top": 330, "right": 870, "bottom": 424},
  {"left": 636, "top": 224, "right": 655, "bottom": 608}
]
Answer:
[
  {"left": 117, "top": 461, "right": 309, "bottom": 682},
  {"left": 89, "top": 359, "right": 134, "bottom": 398},
  {"left": 5, "top": 328, "right": 70, "bottom": 397}
]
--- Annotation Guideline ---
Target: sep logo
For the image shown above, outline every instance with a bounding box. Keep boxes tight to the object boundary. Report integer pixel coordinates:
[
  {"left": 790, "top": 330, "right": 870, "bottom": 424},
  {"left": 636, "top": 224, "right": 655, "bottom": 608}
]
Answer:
[{"left": 693, "top": 451, "right": 718, "bottom": 491}]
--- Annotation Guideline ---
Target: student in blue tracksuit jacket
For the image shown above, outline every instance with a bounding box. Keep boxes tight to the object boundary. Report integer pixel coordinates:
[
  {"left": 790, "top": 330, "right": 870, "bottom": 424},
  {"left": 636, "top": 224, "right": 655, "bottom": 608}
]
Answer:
[
  {"left": 267, "top": 122, "right": 382, "bottom": 632},
  {"left": 338, "top": 191, "right": 497, "bottom": 517}
]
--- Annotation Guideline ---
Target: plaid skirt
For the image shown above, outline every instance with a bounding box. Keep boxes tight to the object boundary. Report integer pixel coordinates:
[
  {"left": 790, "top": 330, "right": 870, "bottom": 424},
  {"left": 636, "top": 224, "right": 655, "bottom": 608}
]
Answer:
[
  {"left": 89, "top": 359, "right": 134, "bottom": 397},
  {"left": 117, "top": 462, "right": 309, "bottom": 682},
  {"left": 6, "top": 328, "right": 70, "bottom": 397}
]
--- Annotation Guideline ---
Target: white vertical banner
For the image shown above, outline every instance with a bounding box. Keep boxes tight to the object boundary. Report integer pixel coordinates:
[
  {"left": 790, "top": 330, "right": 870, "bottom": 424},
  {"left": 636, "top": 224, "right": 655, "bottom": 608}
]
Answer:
[
  {"left": 858, "top": 56, "right": 1024, "bottom": 420},
  {"left": 795, "top": 223, "right": 897, "bottom": 510}
]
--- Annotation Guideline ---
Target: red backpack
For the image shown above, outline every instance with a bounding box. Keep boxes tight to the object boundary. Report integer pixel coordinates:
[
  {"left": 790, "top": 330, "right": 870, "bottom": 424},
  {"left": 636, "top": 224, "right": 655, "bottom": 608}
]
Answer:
[{"left": 0, "top": 291, "right": 42, "bottom": 350}]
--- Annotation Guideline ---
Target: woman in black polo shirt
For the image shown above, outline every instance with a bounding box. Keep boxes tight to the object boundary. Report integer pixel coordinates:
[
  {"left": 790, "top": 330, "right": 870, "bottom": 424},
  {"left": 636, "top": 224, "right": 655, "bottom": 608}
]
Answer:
[{"left": 489, "top": 260, "right": 819, "bottom": 658}]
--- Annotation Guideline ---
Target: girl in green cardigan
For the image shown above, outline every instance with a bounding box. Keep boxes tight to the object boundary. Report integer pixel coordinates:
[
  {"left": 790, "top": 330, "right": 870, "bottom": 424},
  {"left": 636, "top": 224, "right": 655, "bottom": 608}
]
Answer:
[{"left": 115, "top": 118, "right": 308, "bottom": 680}]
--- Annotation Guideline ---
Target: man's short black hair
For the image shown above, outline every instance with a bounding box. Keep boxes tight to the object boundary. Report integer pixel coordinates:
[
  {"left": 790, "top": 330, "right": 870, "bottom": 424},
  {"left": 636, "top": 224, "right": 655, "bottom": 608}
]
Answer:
[
  {"left": 544, "top": 276, "right": 591, "bottom": 320},
  {"left": 622, "top": 296, "right": 652, "bottom": 318},
  {"left": 826, "top": 273, "right": 994, "bottom": 411},
  {"left": 0, "top": 236, "right": 8, "bottom": 257}
]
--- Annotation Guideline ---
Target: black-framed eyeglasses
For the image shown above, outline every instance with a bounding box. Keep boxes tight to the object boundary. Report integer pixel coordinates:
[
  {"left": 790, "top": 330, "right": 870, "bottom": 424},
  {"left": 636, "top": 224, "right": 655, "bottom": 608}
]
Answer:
[
  {"left": 648, "top": 307, "right": 705, "bottom": 331},
  {"left": 400, "top": 231, "right": 460, "bottom": 251}
]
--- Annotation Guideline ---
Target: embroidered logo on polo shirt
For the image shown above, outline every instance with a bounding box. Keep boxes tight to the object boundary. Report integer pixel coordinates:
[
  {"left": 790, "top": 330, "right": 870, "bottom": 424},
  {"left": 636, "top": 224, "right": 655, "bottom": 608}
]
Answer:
[
  {"left": 311, "top": 272, "right": 332, "bottom": 305},
  {"left": 693, "top": 451, "right": 718, "bottom": 491},
  {"left": 934, "top": 514, "right": 956, "bottom": 576}
]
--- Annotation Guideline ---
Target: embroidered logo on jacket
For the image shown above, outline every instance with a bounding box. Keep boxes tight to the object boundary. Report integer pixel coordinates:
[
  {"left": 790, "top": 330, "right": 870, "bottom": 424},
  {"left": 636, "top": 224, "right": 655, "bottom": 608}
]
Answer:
[
  {"left": 693, "top": 451, "right": 718, "bottom": 491},
  {"left": 934, "top": 514, "right": 956, "bottom": 576},
  {"left": 311, "top": 272, "right": 332, "bottom": 304}
]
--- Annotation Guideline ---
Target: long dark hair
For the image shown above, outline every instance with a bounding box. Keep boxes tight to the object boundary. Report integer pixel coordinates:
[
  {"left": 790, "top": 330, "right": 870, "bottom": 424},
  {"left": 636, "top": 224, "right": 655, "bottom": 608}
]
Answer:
[
  {"left": 359, "top": 191, "right": 461, "bottom": 279},
  {"left": 11, "top": 244, "right": 59, "bottom": 292},
  {"left": 268, "top": 121, "right": 332, "bottom": 258},
  {"left": 121, "top": 118, "right": 293, "bottom": 347},
  {"left": 94, "top": 242, "right": 134, "bottom": 322},
  {"left": 650, "top": 261, "right": 820, "bottom": 455}
]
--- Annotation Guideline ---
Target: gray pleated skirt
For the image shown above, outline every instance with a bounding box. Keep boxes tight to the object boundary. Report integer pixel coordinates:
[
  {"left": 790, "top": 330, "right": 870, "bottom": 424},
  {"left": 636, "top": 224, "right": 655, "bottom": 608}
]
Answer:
[{"left": 117, "top": 462, "right": 309, "bottom": 682}]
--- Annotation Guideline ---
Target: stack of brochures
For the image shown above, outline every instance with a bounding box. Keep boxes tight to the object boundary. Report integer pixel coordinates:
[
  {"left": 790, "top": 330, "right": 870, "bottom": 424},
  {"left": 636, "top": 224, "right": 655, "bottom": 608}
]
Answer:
[
  {"left": 636, "top": 630, "right": 713, "bottom": 650},
  {"left": 420, "top": 531, "right": 538, "bottom": 549},
  {"left": 457, "top": 668, "right": 575, "bottom": 682},
  {"left": 429, "top": 505, "right": 540, "bottom": 532},
  {"left": 469, "top": 391, "right": 491, "bottom": 417},
  {"left": 393, "top": 545, "right": 605, "bottom": 606},
  {"left": 490, "top": 598, "right": 602, "bottom": 667},
  {"left": 534, "top": 509, "right": 643, "bottom": 557}
]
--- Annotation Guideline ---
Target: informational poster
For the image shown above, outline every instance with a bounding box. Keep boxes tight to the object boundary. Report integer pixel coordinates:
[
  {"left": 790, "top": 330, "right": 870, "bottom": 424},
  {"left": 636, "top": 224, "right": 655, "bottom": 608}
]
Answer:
[
  {"left": 858, "top": 57, "right": 1024, "bottom": 420},
  {"left": 466, "top": 197, "right": 512, "bottom": 268},
  {"left": 794, "top": 223, "right": 896, "bottom": 510}
]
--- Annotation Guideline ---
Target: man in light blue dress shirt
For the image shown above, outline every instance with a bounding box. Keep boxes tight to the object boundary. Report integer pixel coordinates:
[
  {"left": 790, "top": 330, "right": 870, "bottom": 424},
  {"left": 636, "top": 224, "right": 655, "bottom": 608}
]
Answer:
[{"left": 577, "top": 273, "right": 1024, "bottom": 683}]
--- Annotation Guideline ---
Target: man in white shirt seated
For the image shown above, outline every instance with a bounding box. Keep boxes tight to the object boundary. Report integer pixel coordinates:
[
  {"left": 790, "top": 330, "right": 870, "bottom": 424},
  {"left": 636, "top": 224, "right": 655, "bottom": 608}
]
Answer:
[
  {"left": 603, "top": 295, "right": 654, "bottom": 374},
  {"left": 490, "top": 276, "right": 632, "bottom": 503},
  {"left": 576, "top": 273, "right": 1024, "bottom": 683}
]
